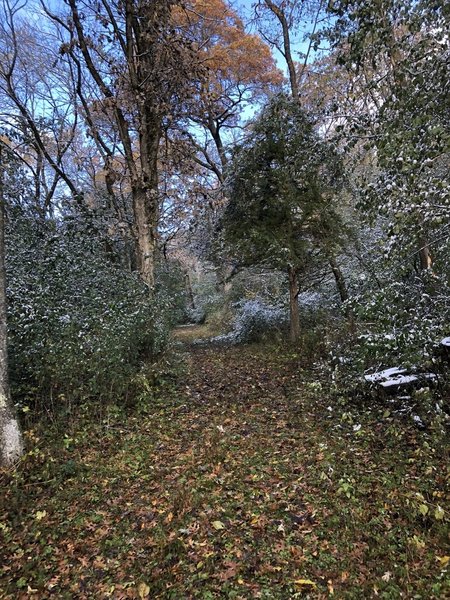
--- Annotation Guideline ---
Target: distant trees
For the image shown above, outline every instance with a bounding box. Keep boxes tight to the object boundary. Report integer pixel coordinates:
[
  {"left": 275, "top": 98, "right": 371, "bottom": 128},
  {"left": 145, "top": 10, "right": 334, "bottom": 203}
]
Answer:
[
  {"left": 223, "top": 95, "right": 343, "bottom": 341},
  {"left": 166, "top": 0, "right": 284, "bottom": 292},
  {"left": 0, "top": 0, "right": 81, "bottom": 213},
  {"left": 175, "top": 0, "right": 283, "bottom": 181}
]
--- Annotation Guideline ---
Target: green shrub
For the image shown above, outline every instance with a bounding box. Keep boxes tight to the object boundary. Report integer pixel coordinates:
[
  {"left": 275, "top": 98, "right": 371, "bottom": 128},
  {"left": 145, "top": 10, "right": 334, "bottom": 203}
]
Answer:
[
  {"left": 6, "top": 211, "right": 173, "bottom": 410},
  {"left": 327, "top": 270, "right": 450, "bottom": 409}
]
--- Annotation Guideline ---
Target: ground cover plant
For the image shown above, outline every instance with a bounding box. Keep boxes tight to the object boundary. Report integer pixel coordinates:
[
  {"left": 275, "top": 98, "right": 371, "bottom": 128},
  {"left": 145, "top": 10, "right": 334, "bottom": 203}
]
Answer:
[{"left": 1, "top": 330, "right": 448, "bottom": 599}]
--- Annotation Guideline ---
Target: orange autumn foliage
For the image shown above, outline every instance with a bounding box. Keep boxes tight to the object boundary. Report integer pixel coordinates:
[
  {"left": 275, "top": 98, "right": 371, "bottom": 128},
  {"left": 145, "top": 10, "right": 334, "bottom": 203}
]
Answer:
[{"left": 174, "top": 0, "right": 283, "bottom": 100}]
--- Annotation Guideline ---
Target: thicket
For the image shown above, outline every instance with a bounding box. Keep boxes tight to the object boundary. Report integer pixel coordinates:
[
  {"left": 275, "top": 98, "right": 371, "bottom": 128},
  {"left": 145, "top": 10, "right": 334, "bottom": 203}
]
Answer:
[{"left": 6, "top": 209, "right": 177, "bottom": 412}]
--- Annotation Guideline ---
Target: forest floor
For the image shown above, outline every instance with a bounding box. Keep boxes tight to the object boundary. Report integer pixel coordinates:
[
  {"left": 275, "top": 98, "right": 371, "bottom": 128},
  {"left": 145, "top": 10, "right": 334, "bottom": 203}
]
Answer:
[{"left": 0, "top": 326, "right": 449, "bottom": 599}]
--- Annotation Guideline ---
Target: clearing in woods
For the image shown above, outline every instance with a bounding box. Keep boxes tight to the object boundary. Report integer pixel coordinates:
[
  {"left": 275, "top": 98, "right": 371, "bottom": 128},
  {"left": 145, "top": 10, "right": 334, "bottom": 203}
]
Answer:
[{"left": 0, "top": 327, "right": 449, "bottom": 598}]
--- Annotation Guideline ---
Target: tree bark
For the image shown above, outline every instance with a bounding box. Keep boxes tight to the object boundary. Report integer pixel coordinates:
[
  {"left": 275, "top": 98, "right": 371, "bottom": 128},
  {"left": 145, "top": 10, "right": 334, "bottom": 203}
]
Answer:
[
  {"left": 328, "top": 255, "right": 349, "bottom": 303},
  {"left": 418, "top": 239, "right": 432, "bottom": 271},
  {"left": 0, "top": 145, "right": 23, "bottom": 468},
  {"left": 133, "top": 186, "right": 158, "bottom": 290},
  {"left": 288, "top": 266, "right": 300, "bottom": 342},
  {"left": 208, "top": 115, "right": 228, "bottom": 172},
  {"left": 184, "top": 271, "right": 195, "bottom": 310}
]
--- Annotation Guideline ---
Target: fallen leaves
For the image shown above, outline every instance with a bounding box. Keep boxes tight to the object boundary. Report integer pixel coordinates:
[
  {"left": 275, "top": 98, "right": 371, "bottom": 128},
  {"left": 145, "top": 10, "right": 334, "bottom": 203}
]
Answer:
[
  {"left": 0, "top": 342, "right": 448, "bottom": 599},
  {"left": 436, "top": 556, "right": 450, "bottom": 568},
  {"left": 293, "top": 578, "right": 317, "bottom": 589},
  {"left": 215, "top": 561, "right": 238, "bottom": 582},
  {"left": 434, "top": 505, "right": 445, "bottom": 520}
]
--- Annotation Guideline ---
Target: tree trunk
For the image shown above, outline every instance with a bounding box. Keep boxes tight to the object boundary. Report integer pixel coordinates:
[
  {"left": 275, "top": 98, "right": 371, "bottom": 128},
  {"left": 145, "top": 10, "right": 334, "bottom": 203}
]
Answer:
[
  {"left": 184, "top": 271, "right": 195, "bottom": 310},
  {"left": 0, "top": 146, "right": 23, "bottom": 468},
  {"left": 133, "top": 185, "right": 158, "bottom": 291},
  {"left": 288, "top": 266, "right": 300, "bottom": 343},
  {"left": 329, "top": 254, "right": 356, "bottom": 331},
  {"left": 418, "top": 239, "right": 432, "bottom": 271},
  {"left": 216, "top": 263, "right": 238, "bottom": 295},
  {"left": 328, "top": 255, "right": 349, "bottom": 303},
  {"left": 208, "top": 116, "right": 228, "bottom": 172}
]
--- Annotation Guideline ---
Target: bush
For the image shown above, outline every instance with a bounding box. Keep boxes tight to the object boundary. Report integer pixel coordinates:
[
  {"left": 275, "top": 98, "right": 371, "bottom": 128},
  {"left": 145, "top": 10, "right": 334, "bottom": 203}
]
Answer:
[
  {"left": 184, "top": 306, "right": 206, "bottom": 324},
  {"left": 155, "top": 261, "right": 190, "bottom": 325},
  {"left": 196, "top": 298, "right": 288, "bottom": 346},
  {"left": 326, "top": 270, "right": 450, "bottom": 410},
  {"left": 6, "top": 212, "right": 174, "bottom": 409}
]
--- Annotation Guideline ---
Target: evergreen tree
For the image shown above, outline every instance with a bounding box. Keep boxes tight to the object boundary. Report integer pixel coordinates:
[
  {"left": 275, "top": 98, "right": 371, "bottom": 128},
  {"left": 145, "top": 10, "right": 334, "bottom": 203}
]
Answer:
[{"left": 222, "top": 95, "right": 344, "bottom": 341}]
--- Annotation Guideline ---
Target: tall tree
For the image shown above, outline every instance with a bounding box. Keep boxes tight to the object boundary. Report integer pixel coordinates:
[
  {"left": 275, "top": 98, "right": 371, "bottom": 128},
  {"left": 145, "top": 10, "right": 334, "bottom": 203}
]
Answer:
[
  {"left": 223, "top": 95, "right": 343, "bottom": 341},
  {"left": 253, "top": 0, "right": 351, "bottom": 305},
  {"left": 42, "top": 0, "right": 203, "bottom": 290},
  {"left": 0, "top": 141, "right": 23, "bottom": 468}
]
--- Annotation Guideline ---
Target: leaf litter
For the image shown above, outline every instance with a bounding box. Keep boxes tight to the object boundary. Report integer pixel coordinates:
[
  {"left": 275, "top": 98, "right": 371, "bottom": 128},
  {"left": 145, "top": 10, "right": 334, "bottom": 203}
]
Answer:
[{"left": 0, "top": 338, "right": 449, "bottom": 598}]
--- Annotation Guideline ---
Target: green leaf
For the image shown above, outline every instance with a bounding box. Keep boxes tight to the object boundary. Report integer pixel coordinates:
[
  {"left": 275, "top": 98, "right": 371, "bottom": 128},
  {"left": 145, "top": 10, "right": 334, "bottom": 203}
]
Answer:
[
  {"left": 212, "top": 520, "right": 225, "bottom": 530},
  {"left": 434, "top": 506, "right": 444, "bottom": 520},
  {"left": 418, "top": 504, "right": 429, "bottom": 516},
  {"left": 137, "top": 582, "right": 150, "bottom": 598},
  {"left": 16, "top": 578, "right": 27, "bottom": 589}
]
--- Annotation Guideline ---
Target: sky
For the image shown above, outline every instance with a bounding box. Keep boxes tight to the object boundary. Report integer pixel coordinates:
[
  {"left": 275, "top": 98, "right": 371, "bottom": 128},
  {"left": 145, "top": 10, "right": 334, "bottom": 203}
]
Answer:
[{"left": 233, "top": 0, "right": 329, "bottom": 75}]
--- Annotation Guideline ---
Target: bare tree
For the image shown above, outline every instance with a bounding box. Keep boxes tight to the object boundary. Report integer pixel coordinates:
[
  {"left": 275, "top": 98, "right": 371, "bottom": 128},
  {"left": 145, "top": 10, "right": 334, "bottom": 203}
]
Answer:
[
  {"left": 40, "top": 0, "right": 203, "bottom": 290},
  {"left": 0, "top": 0, "right": 81, "bottom": 214}
]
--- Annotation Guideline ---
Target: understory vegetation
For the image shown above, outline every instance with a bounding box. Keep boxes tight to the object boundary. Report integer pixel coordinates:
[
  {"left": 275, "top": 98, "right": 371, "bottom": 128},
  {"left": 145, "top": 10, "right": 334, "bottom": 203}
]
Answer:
[{"left": 6, "top": 210, "right": 178, "bottom": 409}]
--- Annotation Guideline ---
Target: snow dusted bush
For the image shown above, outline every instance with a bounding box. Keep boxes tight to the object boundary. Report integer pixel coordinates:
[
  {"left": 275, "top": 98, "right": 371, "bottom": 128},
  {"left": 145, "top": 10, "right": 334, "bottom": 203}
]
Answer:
[
  {"left": 6, "top": 212, "right": 173, "bottom": 408},
  {"left": 184, "top": 307, "right": 206, "bottom": 324},
  {"left": 196, "top": 298, "right": 288, "bottom": 346},
  {"left": 328, "top": 270, "right": 450, "bottom": 399},
  {"left": 357, "top": 274, "right": 448, "bottom": 365}
]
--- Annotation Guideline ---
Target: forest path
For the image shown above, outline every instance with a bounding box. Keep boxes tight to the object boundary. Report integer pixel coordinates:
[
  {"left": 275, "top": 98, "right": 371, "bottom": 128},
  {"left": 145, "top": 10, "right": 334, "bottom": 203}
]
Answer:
[{"left": 0, "top": 335, "right": 448, "bottom": 598}]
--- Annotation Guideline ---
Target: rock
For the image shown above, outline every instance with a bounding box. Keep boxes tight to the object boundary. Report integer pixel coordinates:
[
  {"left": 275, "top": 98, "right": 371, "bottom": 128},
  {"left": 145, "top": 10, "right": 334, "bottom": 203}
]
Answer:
[
  {"left": 364, "top": 367, "right": 438, "bottom": 396},
  {"left": 440, "top": 337, "right": 450, "bottom": 362},
  {"left": 365, "top": 367, "right": 408, "bottom": 384}
]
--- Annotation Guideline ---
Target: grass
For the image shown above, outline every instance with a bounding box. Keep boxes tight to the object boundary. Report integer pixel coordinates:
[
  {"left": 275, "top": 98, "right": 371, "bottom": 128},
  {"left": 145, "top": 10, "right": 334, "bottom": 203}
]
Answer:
[{"left": 0, "top": 331, "right": 449, "bottom": 599}]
